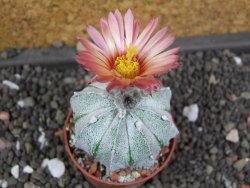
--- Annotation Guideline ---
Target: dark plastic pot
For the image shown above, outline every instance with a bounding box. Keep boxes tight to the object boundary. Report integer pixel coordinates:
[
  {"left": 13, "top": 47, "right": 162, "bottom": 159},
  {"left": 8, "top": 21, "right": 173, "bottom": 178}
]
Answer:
[{"left": 64, "top": 110, "right": 177, "bottom": 188}]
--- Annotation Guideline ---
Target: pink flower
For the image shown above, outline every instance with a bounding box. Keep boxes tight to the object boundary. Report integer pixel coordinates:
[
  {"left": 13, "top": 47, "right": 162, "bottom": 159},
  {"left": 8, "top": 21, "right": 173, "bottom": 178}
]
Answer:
[{"left": 76, "top": 9, "right": 180, "bottom": 94}]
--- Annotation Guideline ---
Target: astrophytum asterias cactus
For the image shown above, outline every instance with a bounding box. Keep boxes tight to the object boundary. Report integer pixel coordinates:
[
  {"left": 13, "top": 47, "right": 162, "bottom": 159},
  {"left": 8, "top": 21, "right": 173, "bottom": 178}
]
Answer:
[{"left": 70, "top": 82, "right": 178, "bottom": 175}]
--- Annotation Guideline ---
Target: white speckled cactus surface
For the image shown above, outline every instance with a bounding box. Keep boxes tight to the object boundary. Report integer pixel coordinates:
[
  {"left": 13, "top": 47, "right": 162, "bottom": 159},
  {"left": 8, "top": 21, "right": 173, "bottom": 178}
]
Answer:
[{"left": 70, "top": 82, "right": 179, "bottom": 175}]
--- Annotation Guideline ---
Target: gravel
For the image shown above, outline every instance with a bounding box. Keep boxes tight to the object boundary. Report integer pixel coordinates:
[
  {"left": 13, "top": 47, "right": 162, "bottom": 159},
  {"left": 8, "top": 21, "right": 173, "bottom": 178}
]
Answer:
[{"left": 0, "top": 49, "right": 250, "bottom": 187}]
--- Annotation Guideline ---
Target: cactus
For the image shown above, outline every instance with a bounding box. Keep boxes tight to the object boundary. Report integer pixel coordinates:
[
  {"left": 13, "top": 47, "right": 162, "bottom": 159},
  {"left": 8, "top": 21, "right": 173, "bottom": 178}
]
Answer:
[{"left": 70, "top": 82, "right": 179, "bottom": 175}]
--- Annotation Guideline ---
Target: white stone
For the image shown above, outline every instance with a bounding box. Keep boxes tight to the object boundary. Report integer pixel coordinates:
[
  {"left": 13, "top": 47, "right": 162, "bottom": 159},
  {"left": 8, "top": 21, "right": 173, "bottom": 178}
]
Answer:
[
  {"left": 234, "top": 56, "right": 243, "bottom": 66},
  {"left": 233, "top": 158, "right": 249, "bottom": 171},
  {"left": 0, "top": 180, "right": 8, "bottom": 188},
  {"left": 131, "top": 171, "right": 141, "bottom": 178},
  {"left": 41, "top": 158, "right": 49, "bottom": 168},
  {"left": 226, "top": 129, "right": 239, "bottom": 143},
  {"left": 89, "top": 116, "right": 97, "bottom": 123},
  {"left": 38, "top": 127, "right": 48, "bottom": 149},
  {"left": 16, "top": 141, "right": 20, "bottom": 150},
  {"left": 23, "top": 165, "right": 34, "bottom": 174},
  {"left": 47, "top": 158, "right": 65, "bottom": 178},
  {"left": 11, "top": 164, "right": 19, "bottom": 179},
  {"left": 2, "top": 80, "right": 19, "bottom": 90},
  {"left": 17, "top": 100, "right": 25, "bottom": 107},
  {"left": 183, "top": 104, "right": 199, "bottom": 122},
  {"left": 209, "top": 74, "right": 218, "bottom": 84},
  {"left": 14, "top": 74, "right": 21, "bottom": 80}
]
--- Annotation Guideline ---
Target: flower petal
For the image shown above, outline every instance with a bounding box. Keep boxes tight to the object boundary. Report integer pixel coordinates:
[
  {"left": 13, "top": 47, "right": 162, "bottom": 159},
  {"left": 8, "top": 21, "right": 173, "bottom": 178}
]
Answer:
[
  {"left": 143, "top": 34, "right": 176, "bottom": 63},
  {"left": 135, "top": 18, "right": 158, "bottom": 51},
  {"left": 108, "top": 12, "right": 122, "bottom": 53},
  {"left": 138, "top": 27, "right": 167, "bottom": 61},
  {"left": 141, "top": 55, "right": 180, "bottom": 76},
  {"left": 78, "top": 37, "right": 111, "bottom": 67},
  {"left": 114, "top": 9, "right": 125, "bottom": 53},
  {"left": 91, "top": 75, "right": 114, "bottom": 83},
  {"left": 124, "top": 9, "right": 134, "bottom": 46},
  {"left": 132, "top": 19, "right": 140, "bottom": 45},
  {"left": 100, "top": 18, "right": 117, "bottom": 59},
  {"left": 133, "top": 76, "right": 162, "bottom": 94},
  {"left": 87, "top": 26, "right": 109, "bottom": 53}
]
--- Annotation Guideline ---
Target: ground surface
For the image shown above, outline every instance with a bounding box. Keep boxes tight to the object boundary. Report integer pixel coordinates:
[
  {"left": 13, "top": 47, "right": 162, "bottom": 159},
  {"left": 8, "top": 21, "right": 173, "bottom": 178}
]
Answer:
[
  {"left": 1, "top": 0, "right": 250, "bottom": 51},
  {"left": 0, "top": 49, "right": 250, "bottom": 188}
]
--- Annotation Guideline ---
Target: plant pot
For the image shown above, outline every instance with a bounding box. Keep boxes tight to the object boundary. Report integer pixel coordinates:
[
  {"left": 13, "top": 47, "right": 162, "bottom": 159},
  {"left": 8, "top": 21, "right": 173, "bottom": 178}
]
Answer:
[{"left": 64, "top": 110, "right": 177, "bottom": 188}]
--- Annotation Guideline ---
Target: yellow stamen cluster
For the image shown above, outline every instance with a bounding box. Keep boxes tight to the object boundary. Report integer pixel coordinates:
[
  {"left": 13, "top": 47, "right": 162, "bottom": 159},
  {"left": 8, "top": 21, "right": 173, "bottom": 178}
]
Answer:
[{"left": 114, "top": 45, "right": 140, "bottom": 79}]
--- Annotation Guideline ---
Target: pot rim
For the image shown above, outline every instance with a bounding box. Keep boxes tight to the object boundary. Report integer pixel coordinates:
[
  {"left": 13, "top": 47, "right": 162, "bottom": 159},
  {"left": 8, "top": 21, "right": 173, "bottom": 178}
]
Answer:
[{"left": 64, "top": 109, "right": 176, "bottom": 186}]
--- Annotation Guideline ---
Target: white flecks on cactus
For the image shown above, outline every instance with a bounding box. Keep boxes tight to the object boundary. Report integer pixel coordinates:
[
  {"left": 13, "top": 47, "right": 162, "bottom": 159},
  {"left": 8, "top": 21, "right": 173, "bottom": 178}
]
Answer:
[
  {"left": 118, "top": 108, "right": 126, "bottom": 118},
  {"left": 11, "top": 164, "right": 19, "bottom": 179},
  {"left": 161, "top": 115, "right": 168, "bottom": 121},
  {"left": 135, "top": 120, "right": 142, "bottom": 131},
  {"left": 89, "top": 116, "right": 98, "bottom": 123},
  {"left": 70, "top": 82, "right": 179, "bottom": 175},
  {"left": 183, "top": 104, "right": 199, "bottom": 122},
  {"left": 23, "top": 165, "right": 34, "bottom": 174}
]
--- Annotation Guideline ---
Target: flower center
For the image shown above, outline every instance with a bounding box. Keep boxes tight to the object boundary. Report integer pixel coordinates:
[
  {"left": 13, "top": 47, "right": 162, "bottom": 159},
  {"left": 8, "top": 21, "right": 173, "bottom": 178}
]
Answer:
[{"left": 114, "top": 45, "right": 140, "bottom": 79}]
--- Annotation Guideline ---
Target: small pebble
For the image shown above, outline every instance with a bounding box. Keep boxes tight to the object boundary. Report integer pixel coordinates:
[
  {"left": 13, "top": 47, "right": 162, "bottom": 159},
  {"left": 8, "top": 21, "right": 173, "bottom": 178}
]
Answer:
[
  {"left": 183, "top": 104, "right": 199, "bottom": 122},
  {"left": 226, "top": 129, "right": 239, "bottom": 143},
  {"left": 0, "top": 111, "right": 10, "bottom": 121},
  {"left": 23, "top": 165, "right": 34, "bottom": 174},
  {"left": 47, "top": 158, "right": 65, "bottom": 178},
  {"left": 88, "top": 163, "right": 98, "bottom": 175},
  {"left": 11, "top": 164, "right": 19, "bottom": 179},
  {"left": 233, "top": 158, "right": 249, "bottom": 171}
]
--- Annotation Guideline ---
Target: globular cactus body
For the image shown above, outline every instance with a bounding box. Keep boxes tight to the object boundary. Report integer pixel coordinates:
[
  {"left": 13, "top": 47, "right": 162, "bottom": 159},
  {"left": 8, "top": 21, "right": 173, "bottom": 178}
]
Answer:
[{"left": 71, "top": 82, "right": 178, "bottom": 175}]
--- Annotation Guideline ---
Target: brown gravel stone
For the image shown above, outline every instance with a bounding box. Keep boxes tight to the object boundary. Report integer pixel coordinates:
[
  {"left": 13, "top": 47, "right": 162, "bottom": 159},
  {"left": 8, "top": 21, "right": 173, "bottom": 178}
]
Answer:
[
  {"left": 141, "top": 169, "right": 151, "bottom": 177},
  {"left": 161, "top": 146, "right": 170, "bottom": 154},
  {"left": 84, "top": 160, "right": 92, "bottom": 165},
  {"left": 0, "top": 111, "right": 10, "bottom": 122},
  {"left": 118, "top": 170, "right": 127, "bottom": 176},
  {"left": 150, "top": 163, "right": 159, "bottom": 172},
  {"left": 88, "top": 163, "right": 98, "bottom": 175},
  {"left": 110, "top": 173, "right": 119, "bottom": 182},
  {"left": 232, "top": 154, "right": 238, "bottom": 162},
  {"left": 241, "top": 184, "right": 250, "bottom": 188},
  {"left": 247, "top": 116, "right": 250, "bottom": 125},
  {"left": 95, "top": 170, "right": 102, "bottom": 178}
]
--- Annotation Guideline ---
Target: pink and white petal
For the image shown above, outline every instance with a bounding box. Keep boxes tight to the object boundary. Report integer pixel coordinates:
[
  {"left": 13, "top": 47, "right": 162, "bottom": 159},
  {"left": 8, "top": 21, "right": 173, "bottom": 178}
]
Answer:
[
  {"left": 124, "top": 9, "right": 134, "bottom": 46},
  {"left": 138, "top": 27, "right": 167, "bottom": 60},
  {"left": 114, "top": 9, "right": 125, "bottom": 52},
  {"left": 100, "top": 18, "right": 117, "bottom": 59},
  {"left": 78, "top": 37, "right": 111, "bottom": 67},
  {"left": 77, "top": 51, "right": 110, "bottom": 69},
  {"left": 132, "top": 19, "right": 140, "bottom": 46},
  {"left": 108, "top": 12, "right": 122, "bottom": 53},
  {"left": 133, "top": 76, "right": 162, "bottom": 94},
  {"left": 148, "top": 47, "right": 180, "bottom": 62},
  {"left": 87, "top": 26, "right": 109, "bottom": 53},
  {"left": 91, "top": 75, "right": 114, "bottom": 83},
  {"left": 143, "top": 54, "right": 180, "bottom": 69},
  {"left": 143, "top": 34, "right": 176, "bottom": 63},
  {"left": 135, "top": 18, "right": 158, "bottom": 51},
  {"left": 141, "top": 59, "right": 180, "bottom": 76},
  {"left": 106, "top": 79, "right": 121, "bottom": 91}
]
